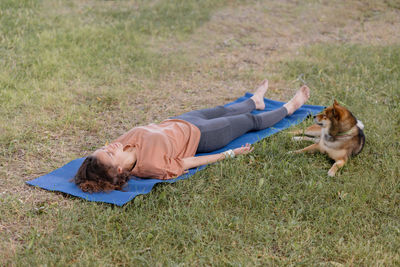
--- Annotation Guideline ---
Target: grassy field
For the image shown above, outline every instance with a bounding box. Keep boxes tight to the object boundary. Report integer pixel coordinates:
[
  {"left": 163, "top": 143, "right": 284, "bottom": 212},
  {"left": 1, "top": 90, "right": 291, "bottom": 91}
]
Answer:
[{"left": 1, "top": 0, "right": 399, "bottom": 265}]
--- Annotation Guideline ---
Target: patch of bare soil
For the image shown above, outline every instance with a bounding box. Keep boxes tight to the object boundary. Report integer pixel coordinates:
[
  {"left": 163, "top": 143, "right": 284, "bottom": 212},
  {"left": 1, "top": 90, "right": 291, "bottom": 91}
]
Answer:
[{"left": 146, "top": 0, "right": 400, "bottom": 113}]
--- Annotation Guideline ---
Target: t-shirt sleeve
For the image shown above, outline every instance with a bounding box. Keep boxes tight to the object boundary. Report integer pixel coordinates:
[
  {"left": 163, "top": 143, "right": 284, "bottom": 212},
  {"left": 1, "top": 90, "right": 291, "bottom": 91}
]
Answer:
[
  {"left": 161, "top": 156, "right": 185, "bottom": 180},
  {"left": 136, "top": 156, "right": 184, "bottom": 180}
]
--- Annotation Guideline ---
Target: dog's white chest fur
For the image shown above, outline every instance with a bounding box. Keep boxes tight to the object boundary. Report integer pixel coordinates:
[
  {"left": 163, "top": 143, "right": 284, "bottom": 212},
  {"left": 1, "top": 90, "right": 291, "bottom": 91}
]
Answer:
[{"left": 319, "top": 128, "right": 348, "bottom": 158}]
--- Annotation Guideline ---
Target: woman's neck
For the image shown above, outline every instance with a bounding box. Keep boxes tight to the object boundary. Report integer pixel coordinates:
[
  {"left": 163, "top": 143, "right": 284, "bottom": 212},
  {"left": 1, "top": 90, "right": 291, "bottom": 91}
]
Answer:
[{"left": 122, "top": 145, "right": 137, "bottom": 172}]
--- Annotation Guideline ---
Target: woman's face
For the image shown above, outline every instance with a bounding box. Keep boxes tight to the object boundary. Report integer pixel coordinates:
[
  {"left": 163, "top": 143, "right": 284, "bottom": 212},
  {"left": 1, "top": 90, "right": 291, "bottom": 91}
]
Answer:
[{"left": 93, "top": 142, "right": 134, "bottom": 174}]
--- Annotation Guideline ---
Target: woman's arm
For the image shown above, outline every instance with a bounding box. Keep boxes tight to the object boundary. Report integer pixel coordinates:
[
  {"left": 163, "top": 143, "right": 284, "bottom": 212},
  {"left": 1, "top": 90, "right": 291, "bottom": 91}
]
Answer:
[{"left": 181, "top": 143, "right": 253, "bottom": 170}]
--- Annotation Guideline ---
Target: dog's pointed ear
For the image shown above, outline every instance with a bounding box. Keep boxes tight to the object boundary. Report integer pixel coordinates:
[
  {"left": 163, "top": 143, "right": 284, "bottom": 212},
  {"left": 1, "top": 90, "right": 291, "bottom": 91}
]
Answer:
[
  {"left": 332, "top": 100, "right": 340, "bottom": 119},
  {"left": 333, "top": 99, "right": 339, "bottom": 106}
]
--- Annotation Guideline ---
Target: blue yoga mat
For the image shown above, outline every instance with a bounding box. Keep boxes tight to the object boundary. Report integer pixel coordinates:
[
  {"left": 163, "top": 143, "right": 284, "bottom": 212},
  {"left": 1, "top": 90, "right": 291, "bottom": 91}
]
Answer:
[{"left": 26, "top": 93, "right": 324, "bottom": 206}]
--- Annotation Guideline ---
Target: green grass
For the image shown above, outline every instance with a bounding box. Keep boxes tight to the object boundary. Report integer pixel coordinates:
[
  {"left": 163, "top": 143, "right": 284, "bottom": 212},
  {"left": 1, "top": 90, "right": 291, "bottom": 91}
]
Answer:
[{"left": 1, "top": 0, "right": 400, "bottom": 265}]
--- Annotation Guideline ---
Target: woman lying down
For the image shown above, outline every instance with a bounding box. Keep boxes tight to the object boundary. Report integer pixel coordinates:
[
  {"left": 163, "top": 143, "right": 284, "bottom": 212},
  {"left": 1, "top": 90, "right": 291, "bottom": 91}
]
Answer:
[{"left": 74, "top": 80, "right": 310, "bottom": 192}]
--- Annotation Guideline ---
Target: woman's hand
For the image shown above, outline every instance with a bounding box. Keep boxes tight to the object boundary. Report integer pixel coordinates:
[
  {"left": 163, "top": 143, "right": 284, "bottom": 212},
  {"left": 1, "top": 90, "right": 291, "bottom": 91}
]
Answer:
[{"left": 233, "top": 143, "right": 254, "bottom": 156}]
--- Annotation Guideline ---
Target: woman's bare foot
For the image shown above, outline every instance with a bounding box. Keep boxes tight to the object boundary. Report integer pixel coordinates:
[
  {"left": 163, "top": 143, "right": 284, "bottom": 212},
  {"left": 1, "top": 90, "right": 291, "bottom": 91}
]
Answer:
[
  {"left": 283, "top": 85, "right": 310, "bottom": 115},
  {"left": 251, "top": 79, "right": 268, "bottom": 110}
]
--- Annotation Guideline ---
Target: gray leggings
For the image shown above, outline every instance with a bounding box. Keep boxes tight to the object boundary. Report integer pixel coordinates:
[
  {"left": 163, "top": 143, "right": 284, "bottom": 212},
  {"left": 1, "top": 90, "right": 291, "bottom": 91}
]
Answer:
[{"left": 172, "top": 98, "right": 288, "bottom": 153}]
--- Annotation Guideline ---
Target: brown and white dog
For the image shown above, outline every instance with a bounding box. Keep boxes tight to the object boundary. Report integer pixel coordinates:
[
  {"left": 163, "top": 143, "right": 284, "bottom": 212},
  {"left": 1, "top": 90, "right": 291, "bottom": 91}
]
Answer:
[{"left": 290, "top": 100, "right": 365, "bottom": 176}]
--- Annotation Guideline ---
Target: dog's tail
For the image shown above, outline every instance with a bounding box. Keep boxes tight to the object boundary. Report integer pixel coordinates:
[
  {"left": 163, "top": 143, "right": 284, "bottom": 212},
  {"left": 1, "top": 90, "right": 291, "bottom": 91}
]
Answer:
[{"left": 356, "top": 120, "right": 364, "bottom": 130}]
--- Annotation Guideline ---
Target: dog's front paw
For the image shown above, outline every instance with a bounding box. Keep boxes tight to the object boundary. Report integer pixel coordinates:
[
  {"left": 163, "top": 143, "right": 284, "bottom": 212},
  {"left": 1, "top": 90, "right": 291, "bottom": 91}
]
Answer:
[
  {"left": 327, "top": 169, "right": 336, "bottom": 177},
  {"left": 292, "top": 136, "right": 320, "bottom": 143},
  {"left": 292, "top": 136, "right": 303, "bottom": 141}
]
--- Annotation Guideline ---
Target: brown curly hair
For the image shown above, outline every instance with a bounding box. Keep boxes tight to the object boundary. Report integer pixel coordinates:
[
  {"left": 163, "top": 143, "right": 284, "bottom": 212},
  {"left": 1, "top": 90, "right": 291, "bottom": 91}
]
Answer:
[{"left": 73, "top": 156, "right": 131, "bottom": 193}]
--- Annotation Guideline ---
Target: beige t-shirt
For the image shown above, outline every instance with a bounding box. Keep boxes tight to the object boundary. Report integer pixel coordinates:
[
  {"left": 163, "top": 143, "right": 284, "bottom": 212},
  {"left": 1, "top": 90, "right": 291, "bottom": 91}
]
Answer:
[{"left": 114, "top": 119, "right": 201, "bottom": 179}]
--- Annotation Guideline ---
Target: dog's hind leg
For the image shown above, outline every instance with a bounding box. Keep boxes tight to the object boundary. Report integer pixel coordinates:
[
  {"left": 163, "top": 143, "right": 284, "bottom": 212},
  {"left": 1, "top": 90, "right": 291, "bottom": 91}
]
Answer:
[{"left": 328, "top": 159, "right": 346, "bottom": 177}]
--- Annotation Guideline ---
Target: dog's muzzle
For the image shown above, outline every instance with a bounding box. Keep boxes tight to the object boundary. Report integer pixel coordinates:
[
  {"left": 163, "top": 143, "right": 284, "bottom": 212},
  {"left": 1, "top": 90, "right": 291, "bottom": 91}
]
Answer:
[{"left": 314, "top": 116, "right": 323, "bottom": 126}]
